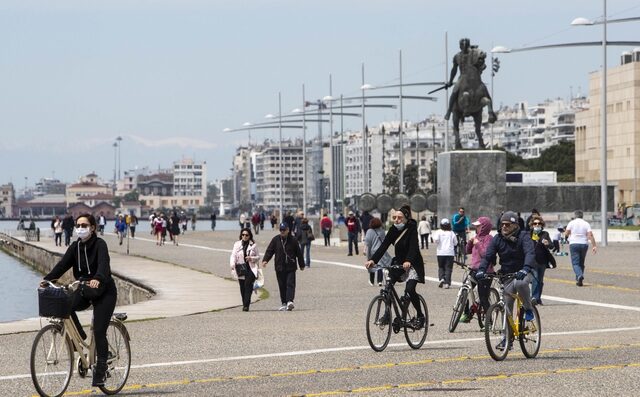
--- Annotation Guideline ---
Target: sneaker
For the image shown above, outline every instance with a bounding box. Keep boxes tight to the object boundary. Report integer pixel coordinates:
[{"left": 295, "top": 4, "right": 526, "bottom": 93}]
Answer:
[
  {"left": 242, "top": 306, "right": 249, "bottom": 312},
  {"left": 278, "top": 305, "right": 287, "bottom": 311},
  {"left": 415, "top": 315, "right": 425, "bottom": 329},
  {"left": 378, "top": 282, "right": 383, "bottom": 287},
  {"left": 496, "top": 337, "right": 507, "bottom": 351},
  {"left": 460, "top": 313, "right": 471, "bottom": 323},
  {"left": 287, "top": 301, "right": 295, "bottom": 311},
  {"left": 379, "top": 312, "right": 390, "bottom": 326},
  {"left": 525, "top": 309, "right": 535, "bottom": 321},
  {"left": 92, "top": 363, "right": 107, "bottom": 387},
  {"left": 368, "top": 280, "right": 374, "bottom": 287},
  {"left": 438, "top": 280, "right": 444, "bottom": 288},
  {"left": 577, "top": 276, "right": 584, "bottom": 287},
  {"left": 444, "top": 284, "right": 450, "bottom": 289}
]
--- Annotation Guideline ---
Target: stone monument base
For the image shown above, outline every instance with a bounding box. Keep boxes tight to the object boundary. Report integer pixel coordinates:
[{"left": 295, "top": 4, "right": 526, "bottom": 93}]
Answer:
[{"left": 437, "top": 150, "right": 506, "bottom": 222}]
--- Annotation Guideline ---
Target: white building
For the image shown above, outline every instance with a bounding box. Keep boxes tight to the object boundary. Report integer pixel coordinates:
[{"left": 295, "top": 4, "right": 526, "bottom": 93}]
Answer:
[
  {"left": 173, "top": 158, "right": 207, "bottom": 197},
  {"left": 254, "top": 140, "right": 305, "bottom": 213}
]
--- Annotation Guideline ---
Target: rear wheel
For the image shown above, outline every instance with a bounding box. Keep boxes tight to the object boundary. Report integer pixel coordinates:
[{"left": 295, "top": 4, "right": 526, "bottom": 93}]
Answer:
[
  {"left": 404, "top": 294, "right": 428, "bottom": 349},
  {"left": 518, "top": 305, "right": 541, "bottom": 358},
  {"left": 449, "top": 288, "right": 468, "bottom": 332},
  {"left": 98, "top": 321, "right": 131, "bottom": 395},
  {"left": 366, "top": 295, "right": 392, "bottom": 352},
  {"left": 30, "top": 324, "right": 73, "bottom": 397},
  {"left": 484, "top": 303, "right": 510, "bottom": 361}
]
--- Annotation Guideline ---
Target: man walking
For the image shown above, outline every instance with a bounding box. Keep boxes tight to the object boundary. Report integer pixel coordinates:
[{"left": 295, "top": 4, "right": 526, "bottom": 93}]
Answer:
[
  {"left": 346, "top": 211, "right": 361, "bottom": 256},
  {"left": 262, "top": 223, "right": 305, "bottom": 311},
  {"left": 565, "top": 210, "right": 597, "bottom": 286}
]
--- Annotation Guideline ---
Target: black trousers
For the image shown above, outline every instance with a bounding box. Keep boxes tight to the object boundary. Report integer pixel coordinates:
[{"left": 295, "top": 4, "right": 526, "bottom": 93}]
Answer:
[
  {"left": 70, "top": 281, "right": 117, "bottom": 364},
  {"left": 237, "top": 270, "right": 256, "bottom": 308},
  {"left": 420, "top": 233, "right": 430, "bottom": 249},
  {"left": 404, "top": 279, "right": 424, "bottom": 317},
  {"left": 276, "top": 270, "right": 297, "bottom": 304}
]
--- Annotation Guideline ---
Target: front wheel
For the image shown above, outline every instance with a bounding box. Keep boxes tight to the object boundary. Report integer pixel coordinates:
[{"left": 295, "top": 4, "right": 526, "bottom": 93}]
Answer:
[
  {"left": 519, "top": 305, "right": 541, "bottom": 358},
  {"left": 366, "top": 295, "right": 392, "bottom": 352},
  {"left": 477, "top": 287, "right": 500, "bottom": 329},
  {"left": 30, "top": 324, "right": 73, "bottom": 397},
  {"left": 449, "top": 288, "right": 468, "bottom": 333},
  {"left": 404, "top": 294, "right": 428, "bottom": 349},
  {"left": 484, "top": 303, "right": 510, "bottom": 361},
  {"left": 98, "top": 321, "right": 131, "bottom": 395}
]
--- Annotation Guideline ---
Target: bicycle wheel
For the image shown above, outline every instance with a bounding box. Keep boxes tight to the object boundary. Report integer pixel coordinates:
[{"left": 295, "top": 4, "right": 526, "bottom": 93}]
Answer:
[
  {"left": 476, "top": 287, "right": 500, "bottom": 329},
  {"left": 99, "top": 321, "right": 131, "bottom": 395},
  {"left": 448, "top": 288, "right": 468, "bottom": 333},
  {"left": 404, "top": 294, "right": 428, "bottom": 349},
  {"left": 484, "top": 303, "right": 510, "bottom": 361},
  {"left": 518, "top": 305, "right": 541, "bottom": 358},
  {"left": 30, "top": 324, "right": 73, "bottom": 397},
  {"left": 366, "top": 295, "right": 392, "bottom": 352}
]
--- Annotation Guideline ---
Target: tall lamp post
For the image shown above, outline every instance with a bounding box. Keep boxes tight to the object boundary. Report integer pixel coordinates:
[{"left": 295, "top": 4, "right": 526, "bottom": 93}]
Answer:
[
  {"left": 116, "top": 136, "right": 123, "bottom": 181},
  {"left": 492, "top": 12, "right": 640, "bottom": 247},
  {"left": 112, "top": 141, "right": 118, "bottom": 188}
]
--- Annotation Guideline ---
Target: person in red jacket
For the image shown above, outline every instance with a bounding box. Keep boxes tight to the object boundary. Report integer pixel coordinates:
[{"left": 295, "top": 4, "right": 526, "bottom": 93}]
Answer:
[{"left": 320, "top": 213, "right": 333, "bottom": 246}]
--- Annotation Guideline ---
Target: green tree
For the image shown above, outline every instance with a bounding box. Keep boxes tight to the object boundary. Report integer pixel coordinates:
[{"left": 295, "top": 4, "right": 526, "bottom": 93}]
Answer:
[
  {"left": 383, "top": 165, "right": 399, "bottom": 195},
  {"left": 404, "top": 164, "right": 420, "bottom": 195}
]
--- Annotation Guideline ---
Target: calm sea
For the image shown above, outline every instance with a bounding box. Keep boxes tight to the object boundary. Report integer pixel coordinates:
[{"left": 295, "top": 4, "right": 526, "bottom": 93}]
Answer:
[{"left": 0, "top": 219, "right": 239, "bottom": 323}]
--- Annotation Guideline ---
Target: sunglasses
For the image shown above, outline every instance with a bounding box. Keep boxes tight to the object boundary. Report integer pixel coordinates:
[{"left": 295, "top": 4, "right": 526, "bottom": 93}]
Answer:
[
  {"left": 76, "top": 223, "right": 90, "bottom": 228},
  {"left": 500, "top": 223, "right": 512, "bottom": 228},
  {"left": 241, "top": 233, "right": 250, "bottom": 237},
  {"left": 532, "top": 222, "right": 542, "bottom": 226}
]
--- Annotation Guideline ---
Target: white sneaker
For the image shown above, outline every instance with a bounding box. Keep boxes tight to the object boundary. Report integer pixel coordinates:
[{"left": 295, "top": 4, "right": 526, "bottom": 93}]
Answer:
[
  {"left": 278, "top": 305, "right": 287, "bottom": 311},
  {"left": 368, "top": 280, "right": 374, "bottom": 286},
  {"left": 444, "top": 283, "right": 450, "bottom": 289},
  {"left": 287, "top": 301, "right": 295, "bottom": 311},
  {"left": 378, "top": 282, "right": 383, "bottom": 286}
]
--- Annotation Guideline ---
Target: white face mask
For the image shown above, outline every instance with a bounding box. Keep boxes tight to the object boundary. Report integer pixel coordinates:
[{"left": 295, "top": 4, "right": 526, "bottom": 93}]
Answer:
[
  {"left": 533, "top": 226, "right": 542, "bottom": 233},
  {"left": 76, "top": 227, "right": 91, "bottom": 240},
  {"left": 394, "top": 223, "right": 406, "bottom": 231}
]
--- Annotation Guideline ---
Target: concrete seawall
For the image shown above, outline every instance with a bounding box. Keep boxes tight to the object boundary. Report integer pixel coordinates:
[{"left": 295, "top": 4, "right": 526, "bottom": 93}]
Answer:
[{"left": 0, "top": 233, "right": 154, "bottom": 306}]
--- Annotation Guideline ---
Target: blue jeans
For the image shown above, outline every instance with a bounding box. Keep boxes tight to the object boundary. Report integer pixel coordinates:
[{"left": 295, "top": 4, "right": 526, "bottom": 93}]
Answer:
[
  {"left": 570, "top": 244, "right": 588, "bottom": 280},
  {"left": 302, "top": 242, "right": 311, "bottom": 267},
  {"left": 531, "top": 267, "right": 546, "bottom": 301},
  {"left": 348, "top": 232, "right": 359, "bottom": 255}
]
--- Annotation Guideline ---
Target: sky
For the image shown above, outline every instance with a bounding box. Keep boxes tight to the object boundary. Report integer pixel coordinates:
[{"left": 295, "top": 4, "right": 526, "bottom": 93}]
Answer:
[{"left": 1, "top": 0, "right": 639, "bottom": 190}]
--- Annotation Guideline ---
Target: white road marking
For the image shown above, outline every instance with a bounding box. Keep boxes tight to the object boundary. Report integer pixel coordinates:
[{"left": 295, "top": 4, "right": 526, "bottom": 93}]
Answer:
[{"left": 3, "top": 325, "right": 640, "bottom": 381}]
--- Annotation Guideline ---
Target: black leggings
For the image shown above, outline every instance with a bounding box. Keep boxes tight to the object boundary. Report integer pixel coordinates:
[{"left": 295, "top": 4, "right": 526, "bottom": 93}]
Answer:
[
  {"left": 238, "top": 270, "right": 256, "bottom": 308},
  {"left": 70, "top": 281, "right": 117, "bottom": 365},
  {"left": 404, "top": 279, "right": 424, "bottom": 317}
]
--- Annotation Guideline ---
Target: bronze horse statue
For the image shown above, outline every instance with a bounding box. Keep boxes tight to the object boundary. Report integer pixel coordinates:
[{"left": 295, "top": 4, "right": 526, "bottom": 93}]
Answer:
[{"left": 444, "top": 38, "right": 497, "bottom": 149}]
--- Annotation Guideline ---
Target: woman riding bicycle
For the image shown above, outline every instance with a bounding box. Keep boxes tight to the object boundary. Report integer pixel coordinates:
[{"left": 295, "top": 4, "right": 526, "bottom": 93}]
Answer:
[
  {"left": 365, "top": 205, "right": 426, "bottom": 327},
  {"left": 41, "top": 213, "right": 117, "bottom": 387},
  {"left": 460, "top": 216, "right": 494, "bottom": 322}
]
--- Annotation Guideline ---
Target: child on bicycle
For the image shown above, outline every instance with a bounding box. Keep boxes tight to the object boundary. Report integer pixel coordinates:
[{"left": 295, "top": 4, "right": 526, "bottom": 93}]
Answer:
[
  {"left": 41, "top": 213, "right": 117, "bottom": 387},
  {"left": 461, "top": 216, "right": 494, "bottom": 322}
]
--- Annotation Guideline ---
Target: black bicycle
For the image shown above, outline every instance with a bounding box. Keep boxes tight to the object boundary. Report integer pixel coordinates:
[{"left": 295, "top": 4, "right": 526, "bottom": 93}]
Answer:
[{"left": 366, "top": 265, "right": 429, "bottom": 352}]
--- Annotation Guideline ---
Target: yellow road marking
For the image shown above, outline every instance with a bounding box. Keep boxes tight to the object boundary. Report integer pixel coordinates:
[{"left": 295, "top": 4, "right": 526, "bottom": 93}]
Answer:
[{"left": 544, "top": 277, "right": 640, "bottom": 293}]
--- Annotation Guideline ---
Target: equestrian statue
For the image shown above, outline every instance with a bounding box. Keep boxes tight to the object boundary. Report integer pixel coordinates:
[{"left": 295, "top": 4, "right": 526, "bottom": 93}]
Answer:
[{"left": 442, "top": 38, "right": 497, "bottom": 149}]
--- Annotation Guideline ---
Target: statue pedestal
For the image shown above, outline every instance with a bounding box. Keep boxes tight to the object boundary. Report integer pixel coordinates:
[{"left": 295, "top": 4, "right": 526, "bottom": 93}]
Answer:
[{"left": 436, "top": 150, "right": 506, "bottom": 222}]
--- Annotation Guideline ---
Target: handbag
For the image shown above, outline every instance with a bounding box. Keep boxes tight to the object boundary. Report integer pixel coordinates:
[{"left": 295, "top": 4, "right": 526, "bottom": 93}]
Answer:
[
  {"left": 235, "top": 263, "right": 247, "bottom": 277},
  {"left": 306, "top": 229, "right": 315, "bottom": 241},
  {"left": 79, "top": 281, "right": 106, "bottom": 300}
]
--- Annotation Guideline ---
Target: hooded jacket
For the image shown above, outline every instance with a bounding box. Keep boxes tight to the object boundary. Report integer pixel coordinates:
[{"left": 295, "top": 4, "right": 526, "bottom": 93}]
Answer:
[
  {"left": 466, "top": 216, "right": 494, "bottom": 272},
  {"left": 370, "top": 218, "right": 425, "bottom": 283},
  {"left": 44, "top": 233, "right": 112, "bottom": 284}
]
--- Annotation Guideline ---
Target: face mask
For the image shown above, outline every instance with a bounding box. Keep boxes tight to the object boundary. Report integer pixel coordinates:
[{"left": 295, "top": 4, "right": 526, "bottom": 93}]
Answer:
[
  {"left": 76, "top": 227, "right": 91, "bottom": 240},
  {"left": 394, "top": 223, "right": 406, "bottom": 231},
  {"left": 533, "top": 226, "right": 542, "bottom": 233}
]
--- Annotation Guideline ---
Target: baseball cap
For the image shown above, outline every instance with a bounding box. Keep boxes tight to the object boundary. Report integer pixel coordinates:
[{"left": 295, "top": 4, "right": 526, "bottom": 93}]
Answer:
[
  {"left": 471, "top": 220, "right": 482, "bottom": 226},
  {"left": 500, "top": 211, "right": 518, "bottom": 224},
  {"left": 279, "top": 222, "right": 288, "bottom": 231},
  {"left": 348, "top": 211, "right": 354, "bottom": 216},
  {"left": 440, "top": 218, "right": 450, "bottom": 226}
]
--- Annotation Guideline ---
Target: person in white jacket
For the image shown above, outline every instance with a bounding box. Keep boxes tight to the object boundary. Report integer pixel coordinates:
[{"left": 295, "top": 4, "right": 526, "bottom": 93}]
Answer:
[
  {"left": 432, "top": 218, "right": 458, "bottom": 289},
  {"left": 417, "top": 216, "right": 432, "bottom": 249},
  {"left": 230, "top": 228, "right": 261, "bottom": 311}
]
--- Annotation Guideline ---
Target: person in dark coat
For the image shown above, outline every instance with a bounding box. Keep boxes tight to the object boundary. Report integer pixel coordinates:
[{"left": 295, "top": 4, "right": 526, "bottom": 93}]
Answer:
[
  {"left": 365, "top": 205, "right": 426, "bottom": 328},
  {"left": 61, "top": 213, "right": 75, "bottom": 246},
  {"left": 42, "top": 213, "right": 116, "bottom": 387},
  {"left": 528, "top": 215, "right": 556, "bottom": 305},
  {"left": 262, "top": 223, "right": 305, "bottom": 311},
  {"left": 170, "top": 211, "right": 181, "bottom": 246}
]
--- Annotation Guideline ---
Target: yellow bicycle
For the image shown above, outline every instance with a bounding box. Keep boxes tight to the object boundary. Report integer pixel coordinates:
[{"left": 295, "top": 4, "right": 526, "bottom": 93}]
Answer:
[
  {"left": 484, "top": 273, "right": 541, "bottom": 361},
  {"left": 31, "top": 280, "right": 131, "bottom": 397}
]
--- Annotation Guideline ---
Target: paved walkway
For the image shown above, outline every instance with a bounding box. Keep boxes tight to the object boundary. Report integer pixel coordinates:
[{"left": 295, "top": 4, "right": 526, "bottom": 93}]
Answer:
[{"left": 0, "top": 236, "right": 243, "bottom": 335}]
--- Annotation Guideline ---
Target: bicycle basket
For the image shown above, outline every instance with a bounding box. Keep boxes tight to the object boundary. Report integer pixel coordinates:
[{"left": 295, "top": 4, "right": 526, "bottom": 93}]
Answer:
[{"left": 38, "top": 286, "right": 73, "bottom": 318}]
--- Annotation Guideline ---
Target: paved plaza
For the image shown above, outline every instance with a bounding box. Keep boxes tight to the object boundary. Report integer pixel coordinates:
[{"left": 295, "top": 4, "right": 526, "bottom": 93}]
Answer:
[{"left": 1, "top": 228, "right": 639, "bottom": 396}]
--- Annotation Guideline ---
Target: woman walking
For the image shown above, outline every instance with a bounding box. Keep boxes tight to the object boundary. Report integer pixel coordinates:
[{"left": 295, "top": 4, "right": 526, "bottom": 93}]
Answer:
[
  {"left": 529, "top": 215, "right": 556, "bottom": 305},
  {"left": 297, "top": 218, "right": 314, "bottom": 267},
  {"left": 53, "top": 216, "right": 63, "bottom": 246},
  {"left": 170, "top": 211, "right": 181, "bottom": 246},
  {"left": 432, "top": 218, "right": 457, "bottom": 289},
  {"left": 230, "top": 228, "right": 261, "bottom": 311},
  {"left": 363, "top": 217, "right": 391, "bottom": 286}
]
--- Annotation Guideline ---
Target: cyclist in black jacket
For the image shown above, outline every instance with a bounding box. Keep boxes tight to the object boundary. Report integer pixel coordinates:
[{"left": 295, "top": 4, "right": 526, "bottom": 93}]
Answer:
[{"left": 42, "top": 213, "right": 117, "bottom": 387}]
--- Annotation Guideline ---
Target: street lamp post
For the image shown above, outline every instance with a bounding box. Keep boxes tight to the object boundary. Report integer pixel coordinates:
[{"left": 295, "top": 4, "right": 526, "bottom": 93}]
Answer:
[
  {"left": 116, "top": 136, "right": 123, "bottom": 181},
  {"left": 324, "top": 74, "right": 335, "bottom": 220},
  {"left": 112, "top": 141, "right": 118, "bottom": 187}
]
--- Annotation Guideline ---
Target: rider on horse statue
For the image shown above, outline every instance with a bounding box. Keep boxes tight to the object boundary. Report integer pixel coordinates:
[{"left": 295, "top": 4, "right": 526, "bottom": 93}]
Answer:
[{"left": 444, "top": 38, "right": 497, "bottom": 124}]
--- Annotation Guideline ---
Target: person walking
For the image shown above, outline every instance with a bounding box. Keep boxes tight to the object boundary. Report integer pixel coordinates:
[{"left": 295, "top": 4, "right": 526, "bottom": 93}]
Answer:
[
  {"left": 270, "top": 213, "right": 278, "bottom": 229},
  {"left": 97, "top": 212, "right": 107, "bottom": 236},
  {"left": 529, "top": 215, "right": 556, "bottom": 305},
  {"left": 114, "top": 214, "right": 127, "bottom": 246},
  {"left": 251, "top": 212, "right": 261, "bottom": 235},
  {"left": 211, "top": 212, "right": 217, "bottom": 231},
  {"left": 363, "top": 217, "right": 391, "bottom": 286},
  {"left": 365, "top": 205, "right": 426, "bottom": 328},
  {"left": 191, "top": 213, "right": 197, "bottom": 231},
  {"left": 41, "top": 213, "right": 117, "bottom": 387},
  {"left": 153, "top": 213, "right": 164, "bottom": 246},
  {"left": 53, "top": 216, "right": 63, "bottom": 247},
  {"left": 170, "top": 211, "right": 181, "bottom": 246},
  {"left": 565, "top": 210, "right": 597, "bottom": 286},
  {"left": 476, "top": 211, "right": 537, "bottom": 350},
  {"left": 460, "top": 216, "right": 494, "bottom": 323},
  {"left": 417, "top": 216, "right": 431, "bottom": 249},
  {"left": 320, "top": 213, "right": 333, "bottom": 247},
  {"left": 360, "top": 211, "right": 373, "bottom": 238},
  {"left": 262, "top": 223, "right": 305, "bottom": 311},
  {"left": 62, "top": 213, "right": 74, "bottom": 246},
  {"left": 432, "top": 218, "right": 457, "bottom": 289},
  {"left": 230, "top": 228, "right": 261, "bottom": 311},
  {"left": 296, "top": 218, "right": 314, "bottom": 267},
  {"left": 346, "top": 211, "right": 361, "bottom": 256},
  {"left": 128, "top": 214, "right": 138, "bottom": 238}
]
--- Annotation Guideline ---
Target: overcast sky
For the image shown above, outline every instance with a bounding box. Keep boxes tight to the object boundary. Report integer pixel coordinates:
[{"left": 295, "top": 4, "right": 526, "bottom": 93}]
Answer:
[{"left": 1, "top": 0, "right": 639, "bottom": 189}]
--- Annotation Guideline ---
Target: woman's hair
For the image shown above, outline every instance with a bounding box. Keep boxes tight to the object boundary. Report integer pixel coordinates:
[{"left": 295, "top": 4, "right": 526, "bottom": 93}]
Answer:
[
  {"left": 369, "top": 217, "right": 382, "bottom": 229},
  {"left": 302, "top": 218, "right": 309, "bottom": 224},
  {"left": 239, "top": 227, "right": 254, "bottom": 243},
  {"left": 529, "top": 215, "right": 545, "bottom": 228},
  {"left": 75, "top": 213, "right": 97, "bottom": 233}
]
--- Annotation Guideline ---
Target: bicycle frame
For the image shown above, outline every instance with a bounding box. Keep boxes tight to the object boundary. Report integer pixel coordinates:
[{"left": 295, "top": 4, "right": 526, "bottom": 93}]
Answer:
[
  {"left": 379, "top": 271, "right": 408, "bottom": 323},
  {"left": 494, "top": 275, "right": 525, "bottom": 337}
]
